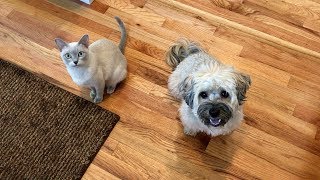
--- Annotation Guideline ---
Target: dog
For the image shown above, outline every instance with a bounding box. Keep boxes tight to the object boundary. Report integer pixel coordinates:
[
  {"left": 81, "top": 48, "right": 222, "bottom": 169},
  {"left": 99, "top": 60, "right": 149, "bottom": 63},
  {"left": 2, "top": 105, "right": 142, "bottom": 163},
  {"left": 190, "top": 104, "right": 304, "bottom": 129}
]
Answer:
[{"left": 166, "top": 39, "right": 251, "bottom": 136}]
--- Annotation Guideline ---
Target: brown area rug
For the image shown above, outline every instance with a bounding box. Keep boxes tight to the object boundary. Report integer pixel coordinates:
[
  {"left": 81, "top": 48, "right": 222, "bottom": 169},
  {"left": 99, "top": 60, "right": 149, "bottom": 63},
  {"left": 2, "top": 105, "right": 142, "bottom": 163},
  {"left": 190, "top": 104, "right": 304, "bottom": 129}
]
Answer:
[{"left": 0, "top": 59, "right": 119, "bottom": 179}]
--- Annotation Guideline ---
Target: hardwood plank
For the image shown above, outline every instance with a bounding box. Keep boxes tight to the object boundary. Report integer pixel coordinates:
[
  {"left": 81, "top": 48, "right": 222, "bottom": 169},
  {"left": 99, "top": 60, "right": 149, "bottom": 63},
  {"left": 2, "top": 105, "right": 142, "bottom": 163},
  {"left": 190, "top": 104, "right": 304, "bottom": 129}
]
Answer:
[
  {"left": 162, "top": 18, "right": 243, "bottom": 57},
  {"left": 2, "top": 0, "right": 107, "bottom": 43},
  {"left": 150, "top": 84, "right": 180, "bottom": 109},
  {"left": 207, "top": 138, "right": 295, "bottom": 179},
  {"left": 61, "top": 0, "right": 171, "bottom": 49},
  {"left": 316, "top": 129, "right": 320, "bottom": 141},
  {"left": 21, "top": 0, "right": 115, "bottom": 38},
  {"left": 146, "top": 0, "right": 221, "bottom": 26},
  {"left": 244, "top": 100, "right": 320, "bottom": 156},
  {"left": 172, "top": 0, "right": 320, "bottom": 58},
  {"left": 125, "top": 47, "right": 170, "bottom": 73},
  {"left": 109, "top": 32, "right": 167, "bottom": 61},
  {"left": 130, "top": 0, "right": 148, "bottom": 8},
  {"left": 208, "top": 47, "right": 291, "bottom": 87},
  {"left": 82, "top": 164, "right": 120, "bottom": 180},
  {"left": 303, "top": 19, "right": 320, "bottom": 33},
  {"left": 208, "top": 0, "right": 320, "bottom": 49},
  {"left": 293, "top": 104, "right": 320, "bottom": 126},
  {"left": 253, "top": 76, "right": 320, "bottom": 115},
  {"left": 102, "top": 137, "right": 119, "bottom": 154},
  {"left": 240, "top": 43, "right": 320, "bottom": 85},
  {"left": 114, "top": 77, "right": 178, "bottom": 120},
  {"left": 106, "top": 6, "right": 180, "bottom": 43},
  {"left": 207, "top": 123, "right": 320, "bottom": 179},
  {"left": 50, "top": 1, "right": 115, "bottom": 37},
  {"left": 245, "top": 91, "right": 317, "bottom": 138},
  {"left": 4, "top": 10, "right": 66, "bottom": 49},
  {"left": 110, "top": 121, "right": 254, "bottom": 179},
  {"left": 134, "top": 64, "right": 169, "bottom": 88},
  {"left": 0, "top": 23, "right": 74, "bottom": 87},
  {"left": 100, "top": 0, "right": 166, "bottom": 26},
  {"left": 111, "top": 140, "right": 192, "bottom": 179},
  {"left": 212, "top": 26, "right": 320, "bottom": 85},
  {"left": 100, "top": 92, "right": 211, "bottom": 151},
  {"left": 23, "top": 0, "right": 172, "bottom": 53},
  {"left": 161, "top": 18, "right": 216, "bottom": 40},
  {"left": 246, "top": 0, "right": 319, "bottom": 27},
  {"left": 0, "top": 0, "right": 14, "bottom": 16},
  {"left": 247, "top": 14, "right": 320, "bottom": 42},
  {"left": 93, "top": 147, "right": 150, "bottom": 179},
  {"left": 71, "top": 0, "right": 109, "bottom": 14},
  {"left": 288, "top": 76, "right": 320, "bottom": 99},
  {"left": 281, "top": 0, "right": 320, "bottom": 13}
]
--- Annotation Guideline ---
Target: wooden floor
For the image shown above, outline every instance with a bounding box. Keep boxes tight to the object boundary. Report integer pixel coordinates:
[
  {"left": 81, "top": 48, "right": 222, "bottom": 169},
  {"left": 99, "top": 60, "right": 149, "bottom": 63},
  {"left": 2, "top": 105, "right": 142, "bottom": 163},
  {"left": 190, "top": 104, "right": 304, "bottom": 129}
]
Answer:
[{"left": 1, "top": 0, "right": 320, "bottom": 179}]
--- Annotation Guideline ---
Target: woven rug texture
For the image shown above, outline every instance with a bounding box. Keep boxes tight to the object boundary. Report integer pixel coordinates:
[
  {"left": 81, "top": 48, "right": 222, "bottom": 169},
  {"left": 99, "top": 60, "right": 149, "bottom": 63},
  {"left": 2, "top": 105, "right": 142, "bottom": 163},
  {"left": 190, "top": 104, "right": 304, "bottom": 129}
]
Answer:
[{"left": 0, "top": 60, "right": 119, "bottom": 179}]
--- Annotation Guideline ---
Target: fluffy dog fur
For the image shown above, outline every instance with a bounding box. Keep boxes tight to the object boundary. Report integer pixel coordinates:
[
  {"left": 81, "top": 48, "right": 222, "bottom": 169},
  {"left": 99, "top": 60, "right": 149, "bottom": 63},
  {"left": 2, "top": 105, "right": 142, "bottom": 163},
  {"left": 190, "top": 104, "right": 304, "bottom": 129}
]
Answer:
[{"left": 166, "top": 39, "right": 251, "bottom": 136}]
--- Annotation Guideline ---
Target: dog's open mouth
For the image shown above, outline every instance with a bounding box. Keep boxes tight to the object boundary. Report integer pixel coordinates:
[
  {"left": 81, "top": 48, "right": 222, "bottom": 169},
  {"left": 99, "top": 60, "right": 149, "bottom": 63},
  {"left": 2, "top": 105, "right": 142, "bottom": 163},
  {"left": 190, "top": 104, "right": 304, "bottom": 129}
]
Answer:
[
  {"left": 209, "top": 117, "right": 223, "bottom": 127},
  {"left": 198, "top": 102, "right": 232, "bottom": 127}
]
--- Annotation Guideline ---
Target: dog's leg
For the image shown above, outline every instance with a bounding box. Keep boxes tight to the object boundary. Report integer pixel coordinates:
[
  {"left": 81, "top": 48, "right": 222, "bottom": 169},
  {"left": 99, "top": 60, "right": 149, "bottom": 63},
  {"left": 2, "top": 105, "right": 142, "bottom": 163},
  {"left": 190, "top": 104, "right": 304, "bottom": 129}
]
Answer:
[
  {"left": 180, "top": 102, "right": 198, "bottom": 136},
  {"left": 183, "top": 126, "right": 197, "bottom": 136}
]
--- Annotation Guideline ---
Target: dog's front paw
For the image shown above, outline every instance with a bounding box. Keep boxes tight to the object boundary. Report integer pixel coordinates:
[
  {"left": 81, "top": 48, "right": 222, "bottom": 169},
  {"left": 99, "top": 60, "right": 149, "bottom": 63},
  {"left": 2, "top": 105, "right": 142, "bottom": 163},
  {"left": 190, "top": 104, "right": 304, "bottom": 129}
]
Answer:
[
  {"left": 90, "top": 90, "right": 96, "bottom": 99},
  {"left": 184, "top": 127, "right": 197, "bottom": 136},
  {"left": 93, "top": 96, "right": 103, "bottom": 104}
]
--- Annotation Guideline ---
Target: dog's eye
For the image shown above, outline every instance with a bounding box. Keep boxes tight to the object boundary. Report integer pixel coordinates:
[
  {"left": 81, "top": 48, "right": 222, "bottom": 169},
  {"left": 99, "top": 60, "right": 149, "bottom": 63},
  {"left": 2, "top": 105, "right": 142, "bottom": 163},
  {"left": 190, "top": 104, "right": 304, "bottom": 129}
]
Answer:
[
  {"left": 220, "top": 90, "right": 229, "bottom": 98},
  {"left": 65, "top": 53, "right": 71, "bottom": 59},
  {"left": 199, "top": 92, "right": 208, "bottom": 99},
  {"left": 78, "top": 51, "right": 85, "bottom": 57}
]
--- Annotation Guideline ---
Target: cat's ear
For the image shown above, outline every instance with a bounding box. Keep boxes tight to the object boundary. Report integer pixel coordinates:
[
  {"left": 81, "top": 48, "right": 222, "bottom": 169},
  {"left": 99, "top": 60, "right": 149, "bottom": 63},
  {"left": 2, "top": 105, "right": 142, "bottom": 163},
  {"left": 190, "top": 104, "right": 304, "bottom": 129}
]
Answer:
[
  {"left": 78, "top": 34, "right": 89, "bottom": 48},
  {"left": 54, "top": 38, "right": 68, "bottom": 52}
]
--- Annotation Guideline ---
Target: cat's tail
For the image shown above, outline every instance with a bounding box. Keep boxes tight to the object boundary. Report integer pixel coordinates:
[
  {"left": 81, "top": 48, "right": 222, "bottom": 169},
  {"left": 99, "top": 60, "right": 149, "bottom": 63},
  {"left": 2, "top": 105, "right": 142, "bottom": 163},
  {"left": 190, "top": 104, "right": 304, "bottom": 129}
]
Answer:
[
  {"left": 115, "top": 16, "right": 126, "bottom": 54},
  {"left": 165, "top": 39, "right": 202, "bottom": 69}
]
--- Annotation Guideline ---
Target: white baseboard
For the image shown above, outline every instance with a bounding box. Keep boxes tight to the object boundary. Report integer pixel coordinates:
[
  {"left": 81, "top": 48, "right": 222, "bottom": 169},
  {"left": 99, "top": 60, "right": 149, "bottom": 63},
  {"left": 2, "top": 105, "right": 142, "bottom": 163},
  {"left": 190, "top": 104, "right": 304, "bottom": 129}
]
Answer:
[{"left": 80, "top": 0, "right": 94, "bottom": 4}]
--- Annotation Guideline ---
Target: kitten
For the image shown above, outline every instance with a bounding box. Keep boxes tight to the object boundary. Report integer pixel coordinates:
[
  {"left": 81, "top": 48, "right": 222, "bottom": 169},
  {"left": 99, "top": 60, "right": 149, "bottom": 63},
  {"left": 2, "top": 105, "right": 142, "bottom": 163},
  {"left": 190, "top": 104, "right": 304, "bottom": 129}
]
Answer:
[{"left": 55, "top": 17, "right": 127, "bottom": 103}]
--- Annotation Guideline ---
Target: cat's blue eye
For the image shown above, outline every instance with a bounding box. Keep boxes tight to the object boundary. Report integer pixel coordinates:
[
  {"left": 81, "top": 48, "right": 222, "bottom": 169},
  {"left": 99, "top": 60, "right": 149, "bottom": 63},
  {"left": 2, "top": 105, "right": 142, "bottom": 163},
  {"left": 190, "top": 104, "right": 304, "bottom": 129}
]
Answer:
[
  {"left": 78, "top": 51, "right": 85, "bottom": 57},
  {"left": 65, "top": 53, "right": 71, "bottom": 59}
]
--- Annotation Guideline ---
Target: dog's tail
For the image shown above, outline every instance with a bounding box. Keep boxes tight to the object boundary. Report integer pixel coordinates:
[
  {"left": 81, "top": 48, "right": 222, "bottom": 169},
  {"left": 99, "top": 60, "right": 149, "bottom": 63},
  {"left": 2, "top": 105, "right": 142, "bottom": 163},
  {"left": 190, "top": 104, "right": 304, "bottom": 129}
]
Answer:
[
  {"left": 115, "top": 16, "right": 126, "bottom": 54},
  {"left": 165, "top": 39, "right": 202, "bottom": 69}
]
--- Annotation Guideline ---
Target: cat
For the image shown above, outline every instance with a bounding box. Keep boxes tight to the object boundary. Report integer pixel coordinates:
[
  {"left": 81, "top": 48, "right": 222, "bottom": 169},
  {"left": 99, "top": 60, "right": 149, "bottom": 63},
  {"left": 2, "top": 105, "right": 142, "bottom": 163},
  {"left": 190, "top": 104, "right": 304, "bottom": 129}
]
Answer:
[{"left": 55, "top": 17, "right": 127, "bottom": 103}]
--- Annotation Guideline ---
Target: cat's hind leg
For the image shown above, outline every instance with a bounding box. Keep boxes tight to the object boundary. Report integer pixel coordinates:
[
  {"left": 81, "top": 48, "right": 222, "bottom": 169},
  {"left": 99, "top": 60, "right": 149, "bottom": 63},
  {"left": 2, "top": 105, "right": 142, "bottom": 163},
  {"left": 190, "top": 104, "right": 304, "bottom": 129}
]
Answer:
[{"left": 106, "top": 66, "right": 127, "bottom": 94}]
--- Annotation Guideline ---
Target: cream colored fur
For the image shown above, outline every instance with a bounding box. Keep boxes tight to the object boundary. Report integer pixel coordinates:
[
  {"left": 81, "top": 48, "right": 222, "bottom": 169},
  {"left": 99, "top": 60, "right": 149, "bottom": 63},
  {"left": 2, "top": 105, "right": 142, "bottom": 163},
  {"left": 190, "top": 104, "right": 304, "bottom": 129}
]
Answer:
[{"left": 55, "top": 17, "right": 127, "bottom": 103}]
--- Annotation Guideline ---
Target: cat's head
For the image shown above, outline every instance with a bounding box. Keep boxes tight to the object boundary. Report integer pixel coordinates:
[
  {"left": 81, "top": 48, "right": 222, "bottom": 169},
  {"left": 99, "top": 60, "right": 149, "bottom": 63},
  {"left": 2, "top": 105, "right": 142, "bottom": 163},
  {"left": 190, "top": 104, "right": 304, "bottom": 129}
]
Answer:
[{"left": 55, "top": 35, "right": 90, "bottom": 67}]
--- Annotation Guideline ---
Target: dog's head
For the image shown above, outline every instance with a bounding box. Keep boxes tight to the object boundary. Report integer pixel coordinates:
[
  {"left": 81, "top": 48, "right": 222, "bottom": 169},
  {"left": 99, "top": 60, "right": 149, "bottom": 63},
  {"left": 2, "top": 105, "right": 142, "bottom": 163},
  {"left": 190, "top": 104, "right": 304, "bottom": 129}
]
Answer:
[{"left": 180, "top": 64, "right": 251, "bottom": 128}]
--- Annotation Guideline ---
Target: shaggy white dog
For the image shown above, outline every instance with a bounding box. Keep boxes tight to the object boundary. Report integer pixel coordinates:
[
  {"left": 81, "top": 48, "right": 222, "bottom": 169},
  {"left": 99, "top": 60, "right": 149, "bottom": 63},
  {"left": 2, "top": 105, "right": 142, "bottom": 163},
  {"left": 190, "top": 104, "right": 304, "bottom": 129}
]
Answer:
[{"left": 166, "top": 39, "right": 251, "bottom": 136}]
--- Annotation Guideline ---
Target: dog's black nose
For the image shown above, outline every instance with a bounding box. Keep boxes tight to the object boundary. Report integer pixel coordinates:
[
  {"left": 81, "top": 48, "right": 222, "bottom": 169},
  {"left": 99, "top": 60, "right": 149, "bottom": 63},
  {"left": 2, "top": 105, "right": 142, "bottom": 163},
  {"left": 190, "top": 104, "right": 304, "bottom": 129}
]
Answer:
[
  {"left": 209, "top": 108, "right": 220, "bottom": 118},
  {"left": 74, "top": 61, "right": 78, "bottom": 65}
]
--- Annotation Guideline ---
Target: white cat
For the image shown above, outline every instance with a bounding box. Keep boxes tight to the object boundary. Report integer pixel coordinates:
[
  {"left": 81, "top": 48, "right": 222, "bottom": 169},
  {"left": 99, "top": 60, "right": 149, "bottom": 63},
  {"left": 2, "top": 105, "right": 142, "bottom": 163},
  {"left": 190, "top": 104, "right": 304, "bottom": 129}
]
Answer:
[{"left": 55, "top": 17, "right": 127, "bottom": 103}]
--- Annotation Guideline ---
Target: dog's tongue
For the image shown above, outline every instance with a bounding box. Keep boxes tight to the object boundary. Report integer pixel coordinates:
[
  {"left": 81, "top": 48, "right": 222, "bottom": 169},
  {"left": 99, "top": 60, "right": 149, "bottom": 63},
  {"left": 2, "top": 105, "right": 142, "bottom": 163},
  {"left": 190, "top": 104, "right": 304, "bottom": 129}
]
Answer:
[{"left": 210, "top": 118, "right": 222, "bottom": 127}]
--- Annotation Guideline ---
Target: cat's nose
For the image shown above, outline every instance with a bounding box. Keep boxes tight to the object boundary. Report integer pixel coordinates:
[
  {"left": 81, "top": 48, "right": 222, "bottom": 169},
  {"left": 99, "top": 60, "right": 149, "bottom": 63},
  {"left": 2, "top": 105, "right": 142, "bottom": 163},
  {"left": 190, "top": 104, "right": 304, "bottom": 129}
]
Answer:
[{"left": 73, "top": 61, "right": 78, "bottom": 65}]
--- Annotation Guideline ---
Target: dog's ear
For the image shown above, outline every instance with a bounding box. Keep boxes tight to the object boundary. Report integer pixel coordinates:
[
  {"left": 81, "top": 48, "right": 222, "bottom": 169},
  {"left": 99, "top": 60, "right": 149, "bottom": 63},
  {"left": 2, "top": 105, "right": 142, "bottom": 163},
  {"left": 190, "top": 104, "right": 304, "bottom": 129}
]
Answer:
[
  {"left": 179, "top": 76, "right": 195, "bottom": 108},
  {"left": 235, "top": 72, "right": 251, "bottom": 105}
]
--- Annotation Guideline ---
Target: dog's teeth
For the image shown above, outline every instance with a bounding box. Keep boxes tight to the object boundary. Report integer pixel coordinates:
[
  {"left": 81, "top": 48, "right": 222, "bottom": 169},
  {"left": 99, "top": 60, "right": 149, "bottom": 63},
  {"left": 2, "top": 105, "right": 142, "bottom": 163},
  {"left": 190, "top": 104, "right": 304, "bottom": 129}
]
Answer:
[{"left": 210, "top": 118, "right": 222, "bottom": 127}]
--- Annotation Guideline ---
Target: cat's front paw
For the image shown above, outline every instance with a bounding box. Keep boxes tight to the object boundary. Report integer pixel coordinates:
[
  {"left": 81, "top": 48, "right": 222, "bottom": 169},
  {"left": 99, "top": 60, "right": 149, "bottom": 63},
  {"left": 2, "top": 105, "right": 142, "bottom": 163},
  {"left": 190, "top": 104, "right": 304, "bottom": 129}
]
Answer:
[
  {"left": 90, "top": 90, "right": 96, "bottom": 99},
  {"left": 93, "top": 96, "right": 103, "bottom": 103},
  {"left": 106, "top": 86, "right": 116, "bottom": 94}
]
